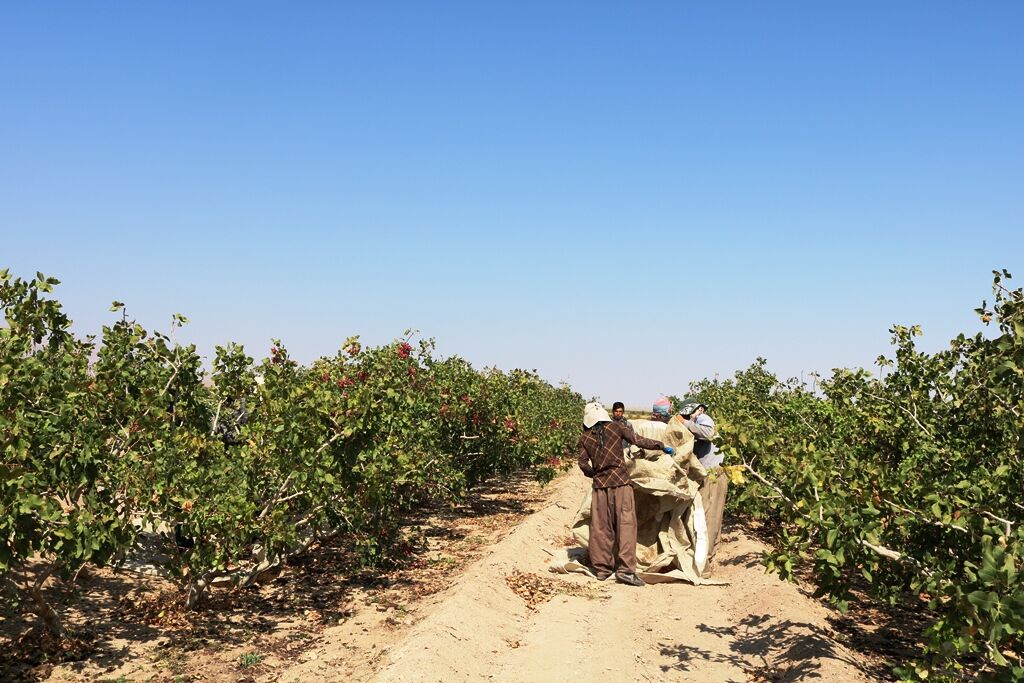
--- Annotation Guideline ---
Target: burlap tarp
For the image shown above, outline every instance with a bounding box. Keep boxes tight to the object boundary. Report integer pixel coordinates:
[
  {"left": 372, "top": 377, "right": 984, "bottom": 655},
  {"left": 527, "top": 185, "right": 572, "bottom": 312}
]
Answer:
[{"left": 549, "top": 417, "right": 726, "bottom": 585}]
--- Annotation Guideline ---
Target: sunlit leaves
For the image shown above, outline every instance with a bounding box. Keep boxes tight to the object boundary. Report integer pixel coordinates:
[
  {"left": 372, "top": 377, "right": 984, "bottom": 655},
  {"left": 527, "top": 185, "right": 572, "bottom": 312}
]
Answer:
[
  {"left": 1, "top": 269, "right": 583, "bottom": 633},
  {"left": 681, "top": 271, "right": 1023, "bottom": 680}
]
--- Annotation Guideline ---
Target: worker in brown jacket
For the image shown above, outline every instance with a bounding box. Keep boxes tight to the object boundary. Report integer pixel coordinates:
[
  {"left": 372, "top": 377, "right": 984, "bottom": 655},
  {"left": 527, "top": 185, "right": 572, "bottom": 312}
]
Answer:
[{"left": 577, "top": 402, "right": 674, "bottom": 586}]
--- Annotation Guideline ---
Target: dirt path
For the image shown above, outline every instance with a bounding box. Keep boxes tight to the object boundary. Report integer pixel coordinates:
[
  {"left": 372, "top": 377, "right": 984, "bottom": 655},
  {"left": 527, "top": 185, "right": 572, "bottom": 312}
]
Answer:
[
  {"left": 8, "top": 468, "right": 891, "bottom": 682},
  {"left": 280, "top": 469, "right": 882, "bottom": 683}
]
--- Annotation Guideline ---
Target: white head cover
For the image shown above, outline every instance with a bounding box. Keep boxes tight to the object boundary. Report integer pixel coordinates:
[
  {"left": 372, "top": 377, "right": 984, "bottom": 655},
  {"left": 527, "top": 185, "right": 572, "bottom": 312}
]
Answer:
[{"left": 583, "top": 401, "right": 612, "bottom": 429}]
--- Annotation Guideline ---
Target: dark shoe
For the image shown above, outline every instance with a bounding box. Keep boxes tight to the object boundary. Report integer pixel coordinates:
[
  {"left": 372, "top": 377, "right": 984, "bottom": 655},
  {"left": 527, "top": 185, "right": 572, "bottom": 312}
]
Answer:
[
  {"left": 594, "top": 571, "right": 612, "bottom": 581},
  {"left": 615, "top": 572, "right": 645, "bottom": 587}
]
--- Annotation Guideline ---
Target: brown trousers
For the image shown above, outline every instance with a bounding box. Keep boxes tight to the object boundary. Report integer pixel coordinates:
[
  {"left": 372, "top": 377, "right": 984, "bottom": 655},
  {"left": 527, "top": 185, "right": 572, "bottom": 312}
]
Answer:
[
  {"left": 699, "top": 469, "right": 729, "bottom": 575},
  {"left": 589, "top": 484, "right": 637, "bottom": 575}
]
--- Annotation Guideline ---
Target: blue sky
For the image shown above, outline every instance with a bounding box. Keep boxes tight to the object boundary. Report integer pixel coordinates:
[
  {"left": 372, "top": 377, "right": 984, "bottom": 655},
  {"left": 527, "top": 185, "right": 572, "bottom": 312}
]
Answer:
[{"left": 2, "top": 2, "right": 1022, "bottom": 407}]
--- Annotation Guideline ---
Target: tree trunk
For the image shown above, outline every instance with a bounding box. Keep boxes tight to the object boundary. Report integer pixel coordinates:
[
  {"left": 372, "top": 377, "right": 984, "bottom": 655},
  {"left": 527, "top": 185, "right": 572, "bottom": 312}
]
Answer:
[{"left": 28, "top": 562, "right": 63, "bottom": 637}]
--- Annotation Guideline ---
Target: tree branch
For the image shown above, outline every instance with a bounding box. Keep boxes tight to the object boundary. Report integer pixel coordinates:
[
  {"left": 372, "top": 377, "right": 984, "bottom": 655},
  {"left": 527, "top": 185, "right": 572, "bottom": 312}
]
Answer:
[
  {"left": 883, "top": 498, "right": 968, "bottom": 534},
  {"left": 210, "top": 398, "right": 226, "bottom": 436},
  {"left": 257, "top": 472, "right": 295, "bottom": 520},
  {"left": 979, "top": 510, "right": 1013, "bottom": 538},
  {"left": 315, "top": 430, "right": 344, "bottom": 455},
  {"left": 863, "top": 392, "right": 935, "bottom": 439},
  {"left": 742, "top": 460, "right": 924, "bottom": 570}
]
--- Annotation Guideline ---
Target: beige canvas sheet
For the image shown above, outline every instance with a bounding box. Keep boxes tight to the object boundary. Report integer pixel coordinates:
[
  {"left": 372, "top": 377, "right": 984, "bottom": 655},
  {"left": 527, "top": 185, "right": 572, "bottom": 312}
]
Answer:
[{"left": 550, "top": 418, "right": 725, "bottom": 585}]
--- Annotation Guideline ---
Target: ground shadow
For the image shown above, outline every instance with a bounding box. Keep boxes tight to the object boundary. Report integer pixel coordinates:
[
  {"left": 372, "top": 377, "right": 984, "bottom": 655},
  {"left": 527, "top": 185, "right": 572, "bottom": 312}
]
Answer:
[
  {"left": 708, "top": 517, "right": 932, "bottom": 680},
  {"left": 823, "top": 594, "right": 928, "bottom": 676},
  {"left": 412, "top": 470, "right": 539, "bottom": 523},
  {"left": 659, "top": 612, "right": 894, "bottom": 682},
  {"left": 718, "top": 551, "right": 763, "bottom": 569},
  {"left": 0, "top": 469, "right": 548, "bottom": 681}
]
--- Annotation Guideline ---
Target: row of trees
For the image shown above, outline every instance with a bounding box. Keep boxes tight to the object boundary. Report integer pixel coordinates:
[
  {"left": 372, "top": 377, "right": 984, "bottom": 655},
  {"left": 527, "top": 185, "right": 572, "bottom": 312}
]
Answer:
[
  {"left": 6, "top": 266, "right": 1021, "bottom": 679},
  {"left": 0, "top": 269, "right": 583, "bottom": 635},
  {"left": 683, "top": 271, "right": 1022, "bottom": 681}
]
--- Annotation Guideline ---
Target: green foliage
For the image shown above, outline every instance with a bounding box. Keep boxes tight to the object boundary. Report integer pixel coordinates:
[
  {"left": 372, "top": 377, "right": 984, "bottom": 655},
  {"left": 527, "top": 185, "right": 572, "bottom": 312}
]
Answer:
[
  {"left": 237, "top": 652, "right": 264, "bottom": 669},
  {"left": 0, "top": 270, "right": 583, "bottom": 632},
  {"left": 684, "top": 271, "right": 1023, "bottom": 680}
]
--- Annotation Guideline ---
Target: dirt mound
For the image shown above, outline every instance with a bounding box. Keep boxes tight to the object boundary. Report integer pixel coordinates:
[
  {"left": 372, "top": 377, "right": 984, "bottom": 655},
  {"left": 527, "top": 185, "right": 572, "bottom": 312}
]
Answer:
[{"left": 291, "top": 469, "right": 883, "bottom": 682}]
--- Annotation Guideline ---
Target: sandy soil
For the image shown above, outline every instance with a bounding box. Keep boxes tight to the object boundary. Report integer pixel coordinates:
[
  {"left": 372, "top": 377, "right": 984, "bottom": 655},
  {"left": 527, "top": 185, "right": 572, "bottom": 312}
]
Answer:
[
  {"left": 5, "top": 468, "right": 893, "bottom": 682},
  {"left": 281, "top": 468, "right": 883, "bottom": 683}
]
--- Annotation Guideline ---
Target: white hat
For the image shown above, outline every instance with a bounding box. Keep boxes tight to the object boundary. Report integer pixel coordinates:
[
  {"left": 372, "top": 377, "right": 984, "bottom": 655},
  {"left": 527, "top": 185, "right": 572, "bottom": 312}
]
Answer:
[{"left": 583, "top": 402, "right": 611, "bottom": 428}]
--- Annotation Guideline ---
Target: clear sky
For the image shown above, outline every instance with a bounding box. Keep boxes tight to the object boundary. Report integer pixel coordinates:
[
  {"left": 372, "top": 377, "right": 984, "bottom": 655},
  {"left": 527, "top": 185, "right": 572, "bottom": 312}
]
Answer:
[{"left": 2, "top": 2, "right": 1022, "bottom": 408}]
